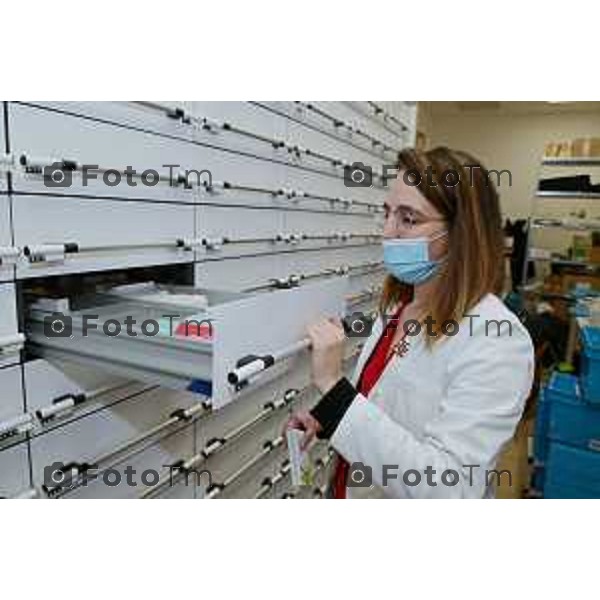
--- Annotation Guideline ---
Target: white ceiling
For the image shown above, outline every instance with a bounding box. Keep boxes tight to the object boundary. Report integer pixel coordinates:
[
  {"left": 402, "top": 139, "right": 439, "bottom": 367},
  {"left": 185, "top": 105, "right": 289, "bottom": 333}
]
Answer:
[{"left": 426, "top": 101, "right": 600, "bottom": 116}]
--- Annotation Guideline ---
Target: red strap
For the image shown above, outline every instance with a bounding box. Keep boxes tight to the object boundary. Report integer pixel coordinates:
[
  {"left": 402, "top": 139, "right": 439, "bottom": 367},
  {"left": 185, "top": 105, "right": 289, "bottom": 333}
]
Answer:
[{"left": 332, "top": 302, "right": 408, "bottom": 499}]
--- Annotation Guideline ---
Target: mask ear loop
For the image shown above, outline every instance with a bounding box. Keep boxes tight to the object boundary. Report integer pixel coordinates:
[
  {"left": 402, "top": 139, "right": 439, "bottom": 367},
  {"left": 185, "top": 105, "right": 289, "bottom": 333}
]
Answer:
[
  {"left": 428, "top": 229, "right": 449, "bottom": 243},
  {"left": 427, "top": 229, "right": 449, "bottom": 264}
]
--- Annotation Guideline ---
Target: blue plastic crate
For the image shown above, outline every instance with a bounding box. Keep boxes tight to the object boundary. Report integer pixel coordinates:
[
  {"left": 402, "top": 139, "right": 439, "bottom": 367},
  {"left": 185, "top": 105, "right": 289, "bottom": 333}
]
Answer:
[
  {"left": 544, "top": 442, "right": 600, "bottom": 498},
  {"left": 544, "top": 480, "right": 600, "bottom": 499},
  {"left": 545, "top": 374, "right": 600, "bottom": 452},
  {"left": 580, "top": 325, "right": 600, "bottom": 404},
  {"left": 544, "top": 372, "right": 580, "bottom": 405},
  {"left": 533, "top": 374, "right": 579, "bottom": 492}
]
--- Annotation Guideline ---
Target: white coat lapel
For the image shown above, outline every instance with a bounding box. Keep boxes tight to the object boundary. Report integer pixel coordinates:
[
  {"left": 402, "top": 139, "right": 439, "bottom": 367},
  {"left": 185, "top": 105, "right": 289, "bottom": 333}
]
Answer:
[{"left": 348, "top": 314, "right": 383, "bottom": 387}]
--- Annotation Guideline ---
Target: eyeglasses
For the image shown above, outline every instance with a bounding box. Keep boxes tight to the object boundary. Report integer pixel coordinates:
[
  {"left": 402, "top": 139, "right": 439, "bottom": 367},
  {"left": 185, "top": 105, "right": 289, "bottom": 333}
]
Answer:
[{"left": 381, "top": 205, "right": 445, "bottom": 232}]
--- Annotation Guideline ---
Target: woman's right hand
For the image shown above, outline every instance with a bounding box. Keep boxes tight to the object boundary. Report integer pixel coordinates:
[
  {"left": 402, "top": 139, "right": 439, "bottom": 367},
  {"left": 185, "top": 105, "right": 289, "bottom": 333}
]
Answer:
[{"left": 284, "top": 411, "right": 323, "bottom": 451}]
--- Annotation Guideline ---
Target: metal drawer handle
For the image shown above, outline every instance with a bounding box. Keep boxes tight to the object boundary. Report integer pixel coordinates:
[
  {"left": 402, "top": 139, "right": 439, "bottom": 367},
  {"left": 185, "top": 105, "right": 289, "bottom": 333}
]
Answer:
[
  {"left": 0, "top": 333, "right": 26, "bottom": 356},
  {"left": 228, "top": 338, "right": 311, "bottom": 389},
  {"left": 0, "top": 246, "right": 20, "bottom": 266},
  {"left": 0, "top": 412, "right": 34, "bottom": 441},
  {"left": 36, "top": 392, "right": 87, "bottom": 423}
]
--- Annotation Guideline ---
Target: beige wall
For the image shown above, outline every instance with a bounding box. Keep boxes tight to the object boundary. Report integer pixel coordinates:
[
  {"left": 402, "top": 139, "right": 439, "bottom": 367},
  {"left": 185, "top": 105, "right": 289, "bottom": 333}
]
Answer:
[
  {"left": 424, "top": 108, "right": 600, "bottom": 220},
  {"left": 415, "top": 101, "right": 434, "bottom": 148}
]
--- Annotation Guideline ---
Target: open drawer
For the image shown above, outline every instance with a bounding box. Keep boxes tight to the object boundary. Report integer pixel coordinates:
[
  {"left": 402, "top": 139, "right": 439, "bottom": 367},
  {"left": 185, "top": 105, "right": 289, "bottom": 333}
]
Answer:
[{"left": 26, "top": 278, "right": 347, "bottom": 409}]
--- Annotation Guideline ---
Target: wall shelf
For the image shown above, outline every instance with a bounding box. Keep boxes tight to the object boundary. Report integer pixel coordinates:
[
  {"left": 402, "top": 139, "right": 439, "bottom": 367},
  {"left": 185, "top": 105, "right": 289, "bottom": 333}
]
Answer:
[
  {"left": 542, "top": 157, "right": 600, "bottom": 167},
  {"left": 536, "top": 191, "right": 600, "bottom": 199}
]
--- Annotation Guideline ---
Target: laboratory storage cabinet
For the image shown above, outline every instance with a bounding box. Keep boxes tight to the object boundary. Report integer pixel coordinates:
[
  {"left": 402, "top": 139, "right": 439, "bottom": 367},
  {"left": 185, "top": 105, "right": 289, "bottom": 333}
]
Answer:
[{"left": 0, "top": 100, "right": 416, "bottom": 499}]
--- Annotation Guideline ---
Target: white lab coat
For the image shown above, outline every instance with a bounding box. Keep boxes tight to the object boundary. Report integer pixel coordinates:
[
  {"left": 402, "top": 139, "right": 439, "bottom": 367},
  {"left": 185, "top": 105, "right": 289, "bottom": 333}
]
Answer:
[{"left": 330, "top": 293, "right": 535, "bottom": 499}]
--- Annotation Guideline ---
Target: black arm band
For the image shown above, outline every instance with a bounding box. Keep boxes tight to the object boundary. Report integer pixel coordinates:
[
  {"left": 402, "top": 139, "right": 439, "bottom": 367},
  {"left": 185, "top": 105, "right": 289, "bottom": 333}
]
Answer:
[{"left": 310, "top": 377, "right": 358, "bottom": 439}]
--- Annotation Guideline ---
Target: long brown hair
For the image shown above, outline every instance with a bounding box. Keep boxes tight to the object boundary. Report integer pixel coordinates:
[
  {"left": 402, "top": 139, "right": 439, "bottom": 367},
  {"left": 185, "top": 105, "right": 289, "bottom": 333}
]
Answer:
[{"left": 379, "top": 146, "right": 505, "bottom": 343}]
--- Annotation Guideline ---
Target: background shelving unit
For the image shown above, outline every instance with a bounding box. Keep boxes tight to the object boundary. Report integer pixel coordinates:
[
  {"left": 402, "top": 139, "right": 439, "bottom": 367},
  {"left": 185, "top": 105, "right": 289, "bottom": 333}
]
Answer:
[
  {"left": 522, "top": 158, "right": 600, "bottom": 288},
  {"left": 521, "top": 157, "right": 600, "bottom": 365}
]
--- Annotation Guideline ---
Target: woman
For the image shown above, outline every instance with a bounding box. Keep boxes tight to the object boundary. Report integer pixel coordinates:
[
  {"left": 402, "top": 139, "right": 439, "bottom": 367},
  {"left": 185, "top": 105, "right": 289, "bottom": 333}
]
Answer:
[{"left": 287, "top": 147, "right": 534, "bottom": 499}]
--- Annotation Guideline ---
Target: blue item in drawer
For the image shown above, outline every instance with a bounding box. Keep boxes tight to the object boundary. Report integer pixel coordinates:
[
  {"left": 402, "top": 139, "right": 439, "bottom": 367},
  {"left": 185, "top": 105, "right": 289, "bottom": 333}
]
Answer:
[
  {"left": 580, "top": 325, "right": 600, "bottom": 404},
  {"left": 544, "top": 443, "right": 600, "bottom": 498}
]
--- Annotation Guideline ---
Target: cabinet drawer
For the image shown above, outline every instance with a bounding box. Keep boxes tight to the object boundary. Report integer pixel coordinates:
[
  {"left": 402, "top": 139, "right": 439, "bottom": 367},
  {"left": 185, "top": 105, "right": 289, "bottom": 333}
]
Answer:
[
  {"left": 28, "top": 279, "right": 346, "bottom": 409},
  {"left": 190, "top": 102, "right": 288, "bottom": 143},
  {"left": 278, "top": 245, "right": 382, "bottom": 278},
  {"left": 13, "top": 195, "right": 196, "bottom": 278},
  {"left": 195, "top": 254, "right": 287, "bottom": 292},
  {"left": 189, "top": 101, "right": 288, "bottom": 162},
  {"left": 0, "top": 364, "right": 24, "bottom": 423},
  {"left": 278, "top": 161, "right": 387, "bottom": 214},
  {"left": 282, "top": 209, "right": 380, "bottom": 249},
  {"left": 21, "top": 101, "right": 194, "bottom": 141},
  {"left": 196, "top": 205, "right": 285, "bottom": 259},
  {"left": 9, "top": 103, "right": 200, "bottom": 203},
  {"left": 0, "top": 194, "right": 16, "bottom": 282},
  {"left": 195, "top": 249, "right": 381, "bottom": 294},
  {"left": 0, "top": 283, "right": 21, "bottom": 368},
  {"left": 23, "top": 358, "right": 148, "bottom": 427},
  {"left": 0, "top": 441, "right": 30, "bottom": 498},
  {"left": 283, "top": 118, "right": 377, "bottom": 170}
]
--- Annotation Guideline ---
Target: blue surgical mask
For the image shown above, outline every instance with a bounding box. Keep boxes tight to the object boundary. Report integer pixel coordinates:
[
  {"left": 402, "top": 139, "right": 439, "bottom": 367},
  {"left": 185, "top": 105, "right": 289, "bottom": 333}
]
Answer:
[{"left": 383, "top": 230, "right": 448, "bottom": 285}]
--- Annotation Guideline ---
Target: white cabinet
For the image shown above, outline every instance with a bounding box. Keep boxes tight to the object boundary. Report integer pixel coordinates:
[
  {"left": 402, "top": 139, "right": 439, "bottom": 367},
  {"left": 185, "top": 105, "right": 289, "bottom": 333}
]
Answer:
[{"left": 0, "top": 101, "right": 409, "bottom": 499}]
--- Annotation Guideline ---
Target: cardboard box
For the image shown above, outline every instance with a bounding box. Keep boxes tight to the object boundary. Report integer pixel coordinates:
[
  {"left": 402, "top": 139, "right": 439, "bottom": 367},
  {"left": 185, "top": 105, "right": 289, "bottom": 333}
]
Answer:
[{"left": 560, "top": 273, "right": 600, "bottom": 293}]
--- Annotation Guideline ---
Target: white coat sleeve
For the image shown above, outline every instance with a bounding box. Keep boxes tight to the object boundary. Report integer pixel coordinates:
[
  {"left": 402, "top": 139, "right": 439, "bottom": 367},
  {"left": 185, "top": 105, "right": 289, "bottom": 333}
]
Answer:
[{"left": 329, "top": 320, "right": 535, "bottom": 498}]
